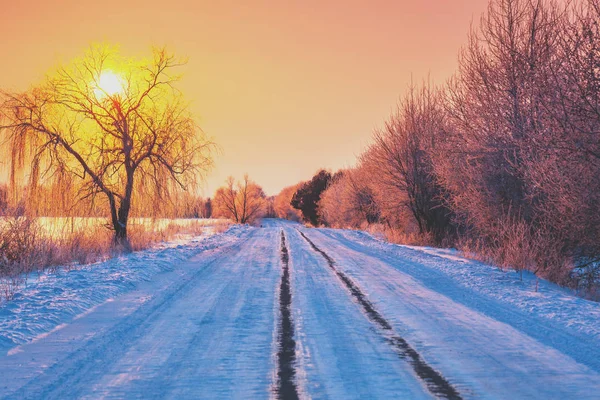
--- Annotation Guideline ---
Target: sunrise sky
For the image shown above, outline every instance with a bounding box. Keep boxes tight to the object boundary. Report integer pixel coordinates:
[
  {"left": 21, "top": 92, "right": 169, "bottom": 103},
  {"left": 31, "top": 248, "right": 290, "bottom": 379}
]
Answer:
[{"left": 0, "top": 0, "right": 487, "bottom": 196}]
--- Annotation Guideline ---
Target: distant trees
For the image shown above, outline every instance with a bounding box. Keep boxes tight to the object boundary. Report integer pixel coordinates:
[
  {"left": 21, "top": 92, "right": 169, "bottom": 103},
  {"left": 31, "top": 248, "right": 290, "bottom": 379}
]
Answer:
[
  {"left": 290, "top": 170, "right": 332, "bottom": 226},
  {"left": 0, "top": 45, "right": 214, "bottom": 248},
  {"left": 318, "top": 168, "right": 380, "bottom": 229},
  {"left": 213, "top": 175, "right": 266, "bottom": 224},
  {"left": 263, "top": 195, "right": 277, "bottom": 218},
  {"left": 274, "top": 184, "right": 302, "bottom": 221}
]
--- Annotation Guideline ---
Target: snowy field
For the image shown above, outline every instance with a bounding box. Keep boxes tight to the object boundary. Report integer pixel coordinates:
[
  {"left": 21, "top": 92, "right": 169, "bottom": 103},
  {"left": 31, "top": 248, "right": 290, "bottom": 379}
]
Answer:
[{"left": 0, "top": 219, "right": 599, "bottom": 399}]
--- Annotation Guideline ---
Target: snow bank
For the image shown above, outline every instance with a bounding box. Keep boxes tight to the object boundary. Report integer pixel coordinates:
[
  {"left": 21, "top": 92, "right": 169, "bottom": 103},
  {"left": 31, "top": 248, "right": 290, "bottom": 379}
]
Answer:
[
  {"left": 0, "top": 224, "right": 249, "bottom": 354},
  {"left": 324, "top": 228, "right": 600, "bottom": 341}
]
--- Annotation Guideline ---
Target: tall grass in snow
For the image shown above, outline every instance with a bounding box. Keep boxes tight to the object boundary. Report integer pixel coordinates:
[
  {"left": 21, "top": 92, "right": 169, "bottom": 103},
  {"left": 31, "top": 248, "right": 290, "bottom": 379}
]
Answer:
[{"left": 0, "top": 217, "right": 230, "bottom": 300}]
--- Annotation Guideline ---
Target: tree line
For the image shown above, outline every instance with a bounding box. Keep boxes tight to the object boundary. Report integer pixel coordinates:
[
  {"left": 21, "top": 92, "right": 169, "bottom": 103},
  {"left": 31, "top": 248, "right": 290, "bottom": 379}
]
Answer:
[{"left": 275, "top": 0, "right": 600, "bottom": 293}]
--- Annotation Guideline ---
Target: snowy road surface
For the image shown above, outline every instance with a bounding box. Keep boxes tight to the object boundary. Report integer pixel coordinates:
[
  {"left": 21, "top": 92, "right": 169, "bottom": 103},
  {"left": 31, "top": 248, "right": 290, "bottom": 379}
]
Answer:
[{"left": 1, "top": 219, "right": 600, "bottom": 399}]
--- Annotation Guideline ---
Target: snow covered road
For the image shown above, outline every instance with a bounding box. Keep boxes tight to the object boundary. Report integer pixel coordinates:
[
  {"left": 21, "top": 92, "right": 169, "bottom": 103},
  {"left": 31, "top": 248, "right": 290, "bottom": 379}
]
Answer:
[{"left": 1, "top": 219, "right": 600, "bottom": 399}]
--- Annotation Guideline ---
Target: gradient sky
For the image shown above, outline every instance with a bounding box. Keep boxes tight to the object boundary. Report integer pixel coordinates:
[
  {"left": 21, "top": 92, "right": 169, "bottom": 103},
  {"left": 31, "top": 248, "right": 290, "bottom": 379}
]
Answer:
[{"left": 0, "top": 0, "right": 487, "bottom": 196}]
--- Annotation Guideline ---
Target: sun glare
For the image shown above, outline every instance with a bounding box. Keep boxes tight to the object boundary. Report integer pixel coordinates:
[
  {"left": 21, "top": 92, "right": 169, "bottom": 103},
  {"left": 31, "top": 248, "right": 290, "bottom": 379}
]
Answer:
[{"left": 93, "top": 71, "right": 124, "bottom": 99}]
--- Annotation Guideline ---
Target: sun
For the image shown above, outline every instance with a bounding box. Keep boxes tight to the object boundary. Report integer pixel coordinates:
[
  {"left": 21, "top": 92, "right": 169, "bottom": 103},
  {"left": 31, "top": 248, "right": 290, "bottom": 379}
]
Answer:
[{"left": 93, "top": 71, "right": 124, "bottom": 99}]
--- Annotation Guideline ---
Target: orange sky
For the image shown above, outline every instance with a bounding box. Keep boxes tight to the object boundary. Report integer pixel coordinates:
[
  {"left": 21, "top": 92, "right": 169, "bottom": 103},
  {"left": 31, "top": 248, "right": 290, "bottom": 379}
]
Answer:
[{"left": 0, "top": 0, "right": 488, "bottom": 196}]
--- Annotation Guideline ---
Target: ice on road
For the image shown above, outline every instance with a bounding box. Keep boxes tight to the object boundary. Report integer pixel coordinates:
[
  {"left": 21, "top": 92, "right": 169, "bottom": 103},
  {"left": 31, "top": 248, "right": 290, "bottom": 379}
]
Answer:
[{"left": 1, "top": 219, "right": 599, "bottom": 399}]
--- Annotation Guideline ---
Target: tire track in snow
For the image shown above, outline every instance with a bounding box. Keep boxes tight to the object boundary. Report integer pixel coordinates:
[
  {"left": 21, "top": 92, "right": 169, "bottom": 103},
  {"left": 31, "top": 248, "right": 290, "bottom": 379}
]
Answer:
[
  {"left": 298, "top": 229, "right": 461, "bottom": 400},
  {"left": 275, "top": 231, "right": 300, "bottom": 400}
]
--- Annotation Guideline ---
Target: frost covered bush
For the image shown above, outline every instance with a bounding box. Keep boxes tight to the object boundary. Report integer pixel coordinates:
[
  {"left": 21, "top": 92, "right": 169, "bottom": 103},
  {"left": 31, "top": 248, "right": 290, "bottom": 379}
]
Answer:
[
  {"left": 433, "top": 0, "right": 600, "bottom": 289},
  {"left": 318, "top": 169, "right": 380, "bottom": 229}
]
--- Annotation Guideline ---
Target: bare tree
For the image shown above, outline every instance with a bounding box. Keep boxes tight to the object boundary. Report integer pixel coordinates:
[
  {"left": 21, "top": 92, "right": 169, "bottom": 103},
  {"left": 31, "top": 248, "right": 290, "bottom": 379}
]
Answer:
[
  {"left": 362, "top": 82, "right": 453, "bottom": 243},
  {"left": 213, "top": 175, "right": 266, "bottom": 224},
  {"left": 0, "top": 45, "right": 214, "bottom": 248},
  {"left": 237, "top": 175, "right": 266, "bottom": 224},
  {"left": 214, "top": 177, "right": 239, "bottom": 222}
]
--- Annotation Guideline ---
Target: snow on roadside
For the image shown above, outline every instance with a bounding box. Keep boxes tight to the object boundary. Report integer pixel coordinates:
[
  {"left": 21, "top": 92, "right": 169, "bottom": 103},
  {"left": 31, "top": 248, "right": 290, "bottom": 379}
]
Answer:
[
  {"left": 323, "top": 228, "right": 600, "bottom": 341},
  {"left": 0, "top": 224, "right": 249, "bottom": 354}
]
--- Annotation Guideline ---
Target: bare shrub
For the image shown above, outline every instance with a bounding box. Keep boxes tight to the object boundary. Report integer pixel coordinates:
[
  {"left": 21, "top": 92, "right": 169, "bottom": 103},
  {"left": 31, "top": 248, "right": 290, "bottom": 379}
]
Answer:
[
  {"left": 0, "top": 217, "right": 47, "bottom": 300},
  {"left": 0, "top": 217, "right": 46, "bottom": 276},
  {"left": 455, "top": 216, "right": 572, "bottom": 285}
]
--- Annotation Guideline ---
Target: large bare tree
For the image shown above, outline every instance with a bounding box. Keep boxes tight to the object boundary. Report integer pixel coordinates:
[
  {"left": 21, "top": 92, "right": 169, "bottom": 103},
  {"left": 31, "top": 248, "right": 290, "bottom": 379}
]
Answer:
[{"left": 0, "top": 45, "right": 213, "bottom": 248}]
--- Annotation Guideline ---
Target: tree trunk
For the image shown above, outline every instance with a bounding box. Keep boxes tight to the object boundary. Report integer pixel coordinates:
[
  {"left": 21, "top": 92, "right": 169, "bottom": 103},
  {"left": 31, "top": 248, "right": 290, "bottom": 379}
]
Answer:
[
  {"left": 112, "top": 204, "right": 131, "bottom": 251},
  {"left": 110, "top": 175, "right": 134, "bottom": 252},
  {"left": 114, "top": 186, "right": 134, "bottom": 251},
  {"left": 113, "top": 219, "right": 129, "bottom": 250}
]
